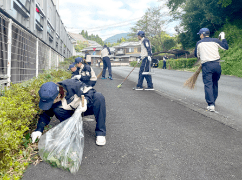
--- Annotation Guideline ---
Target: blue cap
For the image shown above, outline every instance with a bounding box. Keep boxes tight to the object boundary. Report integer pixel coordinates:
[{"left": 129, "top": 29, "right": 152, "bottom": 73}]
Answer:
[
  {"left": 137, "top": 31, "right": 145, "bottom": 37},
  {"left": 197, "top": 28, "right": 210, "bottom": 35},
  {"left": 38, "top": 82, "right": 59, "bottom": 110},
  {"left": 74, "top": 57, "right": 83, "bottom": 64},
  {"left": 68, "top": 64, "right": 75, "bottom": 70}
]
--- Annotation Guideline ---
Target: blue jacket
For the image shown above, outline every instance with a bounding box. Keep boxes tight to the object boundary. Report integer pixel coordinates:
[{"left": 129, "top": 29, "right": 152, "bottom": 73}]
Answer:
[{"left": 35, "top": 79, "right": 96, "bottom": 132}]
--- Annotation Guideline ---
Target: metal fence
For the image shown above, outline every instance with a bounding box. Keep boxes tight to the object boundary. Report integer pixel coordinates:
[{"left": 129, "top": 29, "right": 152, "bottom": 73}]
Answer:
[{"left": 0, "top": 12, "right": 64, "bottom": 87}]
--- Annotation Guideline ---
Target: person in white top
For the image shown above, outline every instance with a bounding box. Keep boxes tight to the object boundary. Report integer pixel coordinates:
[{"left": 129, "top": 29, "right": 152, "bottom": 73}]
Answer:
[{"left": 101, "top": 45, "right": 112, "bottom": 80}]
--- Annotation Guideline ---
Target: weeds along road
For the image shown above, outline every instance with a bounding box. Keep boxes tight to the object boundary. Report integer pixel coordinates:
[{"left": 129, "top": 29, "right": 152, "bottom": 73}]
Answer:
[{"left": 112, "top": 66, "right": 242, "bottom": 131}]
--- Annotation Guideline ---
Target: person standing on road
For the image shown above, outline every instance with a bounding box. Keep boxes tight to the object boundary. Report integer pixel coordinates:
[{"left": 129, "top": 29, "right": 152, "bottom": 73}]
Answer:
[
  {"left": 72, "top": 57, "right": 97, "bottom": 87},
  {"left": 31, "top": 79, "right": 107, "bottom": 146},
  {"left": 134, "top": 31, "right": 154, "bottom": 90},
  {"left": 163, "top": 54, "right": 168, "bottom": 69},
  {"left": 85, "top": 50, "right": 92, "bottom": 66},
  {"left": 195, "top": 28, "right": 229, "bottom": 112},
  {"left": 101, "top": 45, "right": 113, "bottom": 80}
]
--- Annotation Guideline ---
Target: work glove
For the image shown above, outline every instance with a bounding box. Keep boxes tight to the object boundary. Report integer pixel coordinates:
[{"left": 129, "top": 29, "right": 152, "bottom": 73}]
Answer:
[
  {"left": 77, "top": 98, "right": 87, "bottom": 113},
  {"left": 137, "top": 58, "right": 141, "bottom": 64},
  {"left": 31, "top": 131, "right": 42, "bottom": 143},
  {"left": 219, "top": 32, "right": 225, "bottom": 40},
  {"left": 71, "top": 75, "right": 82, "bottom": 80},
  {"left": 148, "top": 56, "right": 152, "bottom": 61}
]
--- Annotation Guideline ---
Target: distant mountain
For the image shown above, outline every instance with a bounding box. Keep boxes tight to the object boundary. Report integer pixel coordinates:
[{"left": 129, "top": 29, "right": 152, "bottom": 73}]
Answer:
[{"left": 104, "top": 33, "right": 130, "bottom": 44}]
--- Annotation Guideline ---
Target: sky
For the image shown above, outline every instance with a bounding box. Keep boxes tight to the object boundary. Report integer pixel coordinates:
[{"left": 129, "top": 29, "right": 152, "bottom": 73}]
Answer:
[{"left": 58, "top": 0, "right": 180, "bottom": 41}]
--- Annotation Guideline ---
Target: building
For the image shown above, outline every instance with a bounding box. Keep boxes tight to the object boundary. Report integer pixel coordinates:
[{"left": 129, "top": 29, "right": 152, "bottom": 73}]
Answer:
[
  {"left": 0, "top": 0, "right": 74, "bottom": 57},
  {"left": 0, "top": 0, "right": 74, "bottom": 85},
  {"left": 113, "top": 41, "right": 141, "bottom": 62}
]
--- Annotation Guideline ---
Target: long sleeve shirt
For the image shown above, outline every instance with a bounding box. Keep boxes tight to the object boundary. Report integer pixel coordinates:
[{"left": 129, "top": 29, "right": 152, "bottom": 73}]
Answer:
[{"left": 194, "top": 37, "right": 229, "bottom": 64}]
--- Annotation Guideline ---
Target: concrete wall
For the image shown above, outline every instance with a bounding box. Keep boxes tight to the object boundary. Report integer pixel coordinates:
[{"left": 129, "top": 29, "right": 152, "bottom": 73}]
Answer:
[{"left": 0, "top": 0, "right": 73, "bottom": 58}]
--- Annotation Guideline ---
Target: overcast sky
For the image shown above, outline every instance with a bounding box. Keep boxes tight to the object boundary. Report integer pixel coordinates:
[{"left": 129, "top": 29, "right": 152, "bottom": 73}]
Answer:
[{"left": 58, "top": 0, "right": 180, "bottom": 41}]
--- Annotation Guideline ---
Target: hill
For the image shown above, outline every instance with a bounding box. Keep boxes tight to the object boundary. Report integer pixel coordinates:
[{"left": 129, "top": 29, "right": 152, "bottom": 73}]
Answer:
[{"left": 104, "top": 33, "right": 130, "bottom": 43}]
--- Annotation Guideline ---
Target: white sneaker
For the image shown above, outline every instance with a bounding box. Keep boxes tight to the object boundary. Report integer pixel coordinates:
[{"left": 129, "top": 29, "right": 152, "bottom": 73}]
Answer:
[
  {"left": 96, "top": 136, "right": 106, "bottom": 146},
  {"left": 207, "top": 105, "right": 215, "bottom": 112}
]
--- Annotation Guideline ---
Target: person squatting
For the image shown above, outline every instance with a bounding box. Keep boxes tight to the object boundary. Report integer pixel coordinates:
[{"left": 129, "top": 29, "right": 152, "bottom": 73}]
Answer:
[{"left": 31, "top": 79, "right": 107, "bottom": 146}]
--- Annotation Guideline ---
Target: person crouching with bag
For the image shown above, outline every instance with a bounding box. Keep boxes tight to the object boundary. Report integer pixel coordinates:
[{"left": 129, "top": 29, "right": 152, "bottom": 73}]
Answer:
[{"left": 31, "top": 79, "right": 107, "bottom": 146}]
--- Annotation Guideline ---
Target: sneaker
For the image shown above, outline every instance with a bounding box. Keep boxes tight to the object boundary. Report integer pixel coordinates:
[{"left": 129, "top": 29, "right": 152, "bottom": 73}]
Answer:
[
  {"left": 133, "top": 87, "right": 143, "bottom": 90},
  {"left": 108, "top": 76, "right": 113, "bottom": 80},
  {"left": 207, "top": 105, "right": 215, "bottom": 112},
  {"left": 144, "top": 87, "right": 154, "bottom": 90},
  {"left": 96, "top": 136, "right": 106, "bottom": 146},
  {"left": 101, "top": 77, "right": 107, "bottom": 79}
]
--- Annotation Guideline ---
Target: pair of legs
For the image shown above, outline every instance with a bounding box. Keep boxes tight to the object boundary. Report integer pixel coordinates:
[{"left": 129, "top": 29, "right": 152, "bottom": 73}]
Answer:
[
  {"left": 202, "top": 61, "right": 221, "bottom": 106},
  {"left": 54, "top": 92, "right": 106, "bottom": 136},
  {"left": 102, "top": 57, "right": 112, "bottom": 78},
  {"left": 163, "top": 61, "right": 166, "bottom": 69},
  {"left": 137, "top": 57, "right": 153, "bottom": 88}
]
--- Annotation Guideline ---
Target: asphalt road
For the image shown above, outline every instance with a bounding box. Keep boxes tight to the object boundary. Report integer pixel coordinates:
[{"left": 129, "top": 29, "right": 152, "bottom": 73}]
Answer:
[
  {"left": 112, "top": 66, "right": 242, "bottom": 131},
  {"left": 22, "top": 67, "right": 242, "bottom": 180}
]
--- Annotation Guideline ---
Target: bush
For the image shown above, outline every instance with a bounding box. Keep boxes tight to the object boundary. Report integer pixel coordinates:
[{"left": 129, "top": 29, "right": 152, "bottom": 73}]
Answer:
[
  {"left": 130, "top": 61, "right": 141, "bottom": 67},
  {"left": 0, "top": 69, "right": 71, "bottom": 179},
  {"left": 158, "top": 58, "right": 197, "bottom": 69}
]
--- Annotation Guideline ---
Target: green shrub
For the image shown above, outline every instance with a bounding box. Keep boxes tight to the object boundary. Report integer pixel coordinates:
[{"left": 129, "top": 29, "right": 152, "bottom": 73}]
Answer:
[
  {"left": 130, "top": 61, "right": 141, "bottom": 67},
  {"left": 0, "top": 69, "right": 71, "bottom": 179},
  {"left": 158, "top": 58, "right": 197, "bottom": 69}
]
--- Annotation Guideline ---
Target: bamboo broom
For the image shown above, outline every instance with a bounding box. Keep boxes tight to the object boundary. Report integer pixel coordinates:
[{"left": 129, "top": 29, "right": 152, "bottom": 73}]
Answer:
[
  {"left": 97, "top": 70, "right": 103, "bottom": 78},
  {"left": 183, "top": 64, "right": 202, "bottom": 89}
]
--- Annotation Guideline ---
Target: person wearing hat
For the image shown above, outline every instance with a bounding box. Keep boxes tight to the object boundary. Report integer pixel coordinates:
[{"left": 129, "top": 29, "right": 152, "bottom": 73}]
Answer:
[
  {"left": 68, "top": 64, "right": 79, "bottom": 78},
  {"left": 31, "top": 79, "right": 107, "bottom": 146},
  {"left": 84, "top": 51, "right": 92, "bottom": 66},
  {"left": 134, "top": 31, "right": 154, "bottom": 90},
  {"left": 101, "top": 45, "right": 112, "bottom": 80},
  {"left": 73, "top": 57, "right": 97, "bottom": 87},
  {"left": 195, "top": 28, "right": 229, "bottom": 112}
]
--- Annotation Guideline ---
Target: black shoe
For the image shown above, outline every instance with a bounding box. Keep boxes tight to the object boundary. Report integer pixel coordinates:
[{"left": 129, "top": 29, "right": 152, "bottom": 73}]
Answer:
[
  {"left": 133, "top": 87, "right": 143, "bottom": 90},
  {"left": 144, "top": 87, "right": 154, "bottom": 90}
]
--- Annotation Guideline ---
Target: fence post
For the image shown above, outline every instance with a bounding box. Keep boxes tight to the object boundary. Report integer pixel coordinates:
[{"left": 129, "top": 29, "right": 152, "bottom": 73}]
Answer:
[
  {"left": 49, "top": 49, "right": 51, "bottom": 70},
  {"left": 36, "top": 39, "right": 39, "bottom": 77},
  {"left": 7, "top": 19, "right": 12, "bottom": 87}
]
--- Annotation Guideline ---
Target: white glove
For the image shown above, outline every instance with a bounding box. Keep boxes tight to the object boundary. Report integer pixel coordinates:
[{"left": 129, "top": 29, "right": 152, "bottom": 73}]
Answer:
[
  {"left": 71, "top": 75, "right": 82, "bottom": 80},
  {"left": 77, "top": 99, "right": 87, "bottom": 113},
  {"left": 148, "top": 56, "right": 152, "bottom": 61},
  {"left": 31, "top": 131, "right": 42, "bottom": 143},
  {"left": 137, "top": 58, "right": 141, "bottom": 64},
  {"left": 219, "top": 32, "right": 225, "bottom": 40}
]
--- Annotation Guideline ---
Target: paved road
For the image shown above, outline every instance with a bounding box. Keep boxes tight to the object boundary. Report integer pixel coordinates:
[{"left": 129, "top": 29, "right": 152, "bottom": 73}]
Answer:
[
  {"left": 112, "top": 66, "right": 242, "bottom": 131},
  {"left": 22, "top": 67, "right": 242, "bottom": 180}
]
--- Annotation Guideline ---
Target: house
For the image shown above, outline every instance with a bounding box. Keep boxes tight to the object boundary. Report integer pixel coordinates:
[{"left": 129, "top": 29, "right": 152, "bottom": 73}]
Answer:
[{"left": 112, "top": 42, "right": 141, "bottom": 62}]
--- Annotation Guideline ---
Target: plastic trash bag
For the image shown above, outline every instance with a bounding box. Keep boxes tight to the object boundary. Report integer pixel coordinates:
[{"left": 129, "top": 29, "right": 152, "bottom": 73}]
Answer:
[{"left": 38, "top": 104, "right": 84, "bottom": 174}]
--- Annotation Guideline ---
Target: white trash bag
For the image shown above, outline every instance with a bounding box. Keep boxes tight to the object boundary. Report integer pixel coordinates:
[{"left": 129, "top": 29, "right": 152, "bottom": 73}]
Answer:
[{"left": 38, "top": 99, "right": 85, "bottom": 174}]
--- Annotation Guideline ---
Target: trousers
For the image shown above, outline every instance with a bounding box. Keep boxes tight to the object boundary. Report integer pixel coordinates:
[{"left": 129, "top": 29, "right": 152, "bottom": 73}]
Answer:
[
  {"left": 137, "top": 57, "right": 153, "bottom": 88},
  {"left": 202, "top": 61, "right": 221, "bottom": 106},
  {"left": 102, "top": 57, "right": 112, "bottom": 78}
]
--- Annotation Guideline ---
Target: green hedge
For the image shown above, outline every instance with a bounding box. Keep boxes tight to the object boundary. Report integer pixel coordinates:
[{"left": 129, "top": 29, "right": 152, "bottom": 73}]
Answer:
[
  {"left": 0, "top": 70, "right": 71, "bottom": 179},
  {"left": 158, "top": 58, "right": 197, "bottom": 69},
  {"left": 130, "top": 61, "right": 141, "bottom": 67}
]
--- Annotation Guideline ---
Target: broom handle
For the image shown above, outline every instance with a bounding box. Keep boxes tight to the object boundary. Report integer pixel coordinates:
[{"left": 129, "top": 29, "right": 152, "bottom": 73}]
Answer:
[
  {"left": 121, "top": 62, "right": 139, "bottom": 84},
  {"left": 81, "top": 95, "right": 85, "bottom": 107}
]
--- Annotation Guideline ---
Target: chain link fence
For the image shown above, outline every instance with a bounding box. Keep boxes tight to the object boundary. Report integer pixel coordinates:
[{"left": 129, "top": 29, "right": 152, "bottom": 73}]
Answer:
[{"left": 0, "top": 12, "right": 65, "bottom": 87}]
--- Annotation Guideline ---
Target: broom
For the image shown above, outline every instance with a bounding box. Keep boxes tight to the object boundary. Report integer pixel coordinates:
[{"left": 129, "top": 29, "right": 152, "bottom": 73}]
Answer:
[
  {"left": 117, "top": 62, "right": 139, "bottom": 88},
  {"left": 97, "top": 70, "right": 103, "bottom": 78},
  {"left": 183, "top": 64, "right": 202, "bottom": 89}
]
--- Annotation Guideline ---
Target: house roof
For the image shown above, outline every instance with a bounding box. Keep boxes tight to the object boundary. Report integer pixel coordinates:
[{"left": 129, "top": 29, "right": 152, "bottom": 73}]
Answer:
[{"left": 68, "top": 32, "right": 87, "bottom": 42}]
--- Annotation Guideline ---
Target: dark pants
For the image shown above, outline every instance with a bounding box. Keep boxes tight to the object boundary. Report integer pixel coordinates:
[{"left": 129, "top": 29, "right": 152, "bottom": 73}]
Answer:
[
  {"left": 54, "top": 92, "right": 106, "bottom": 136},
  {"left": 163, "top": 61, "right": 166, "bottom": 69},
  {"left": 202, "top": 61, "right": 221, "bottom": 106},
  {"left": 137, "top": 57, "right": 153, "bottom": 88},
  {"left": 83, "top": 80, "right": 96, "bottom": 87},
  {"left": 102, "top": 57, "right": 112, "bottom": 78}
]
